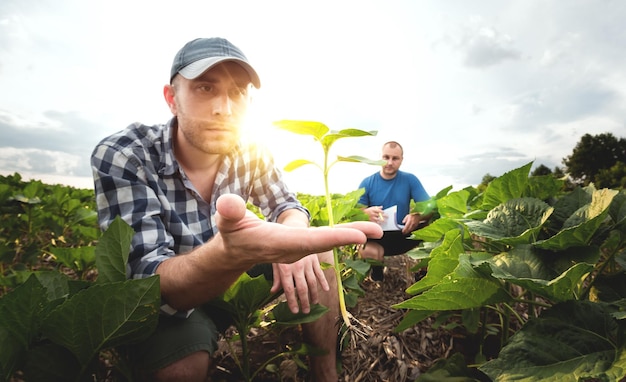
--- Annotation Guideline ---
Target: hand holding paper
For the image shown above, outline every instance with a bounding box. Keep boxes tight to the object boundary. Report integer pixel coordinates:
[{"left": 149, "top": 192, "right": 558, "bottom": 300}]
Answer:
[{"left": 378, "top": 205, "right": 404, "bottom": 231}]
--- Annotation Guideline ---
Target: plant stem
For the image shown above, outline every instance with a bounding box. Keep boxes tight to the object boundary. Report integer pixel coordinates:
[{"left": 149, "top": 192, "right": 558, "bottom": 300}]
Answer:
[{"left": 323, "top": 153, "right": 352, "bottom": 328}]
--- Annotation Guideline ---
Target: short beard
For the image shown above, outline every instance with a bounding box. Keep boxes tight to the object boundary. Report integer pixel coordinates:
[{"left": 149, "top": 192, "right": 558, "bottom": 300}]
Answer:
[{"left": 178, "top": 116, "right": 240, "bottom": 155}]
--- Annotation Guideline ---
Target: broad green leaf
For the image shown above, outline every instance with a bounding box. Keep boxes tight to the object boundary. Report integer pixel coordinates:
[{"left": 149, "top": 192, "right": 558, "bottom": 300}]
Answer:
[
  {"left": 608, "top": 190, "right": 626, "bottom": 229},
  {"left": 412, "top": 197, "right": 437, "bottom": 216},
  {"left": 435, "top": 185, "right": 454, "bottom": 199},
  {"left": 436, "top": 190, "right": 470, "bottom": 218},
  {"left": 337, "top": 155, "right": 386, "bottom": 166},
  {"left": 547, "top": 187, "right": 591, "bottom": 229},
  {"left": 407, "top": 230, "right": 465, "bottom": 295},
  {"left": 42, "top": 277, "right": 160, "bottom": 367},
  {"left": 22, "top": 342, "right": 80, "bottom": 382},
  {"left": 321, "top": 129, "right": 377, "bottom": 151},
  {"left": 272, "top": 302, "right": 329, "bottom": 325},
  {"left": 562, "top": 188, "right": 617, "bottom": 228},
  {"left": 395, "top": 309, "right": 437, "bottom": 332},
  {"left": 491, "top": 250, "right": 593, "bottom": 302},
  {"left": 344, "top": 258, "right": 370, "bottom": 276},
  {"left": 273, "top": 120, "right": 329, "bottom": 140},
  {"left": 284, "top": 159, "right": 319, "bottom": 172},
  {"left": 524, "top": 174, "right": 565, "bottom": 200},
  {"left": 395, "top": 276, "right": 509, "bottom": 312},
  {"left": 480, "top": 300, "right": 624, "bottom": 381},
  {"left": 481, "top": 162, "right": 532, "bottom": 210},
  {"left": 50, "top": 246, "right": 96, "bottom": 273},
  {"left": 95, "top": 216, "right": 134, "bottom": 284},
  {"left": 0, "top": 275, "right": 47, "bottom": 349},
  {"left": 535, "top": 208, "right": 612, "bottom": 251},
  {"left": 464, "top": 198, "right": 553, "bottom": 246},
  {"left": 33, "top": 271, "right": 71, "bottom": 302},
  {"left": 489, "top": 245, "right": 553, "bottom": 280},
  {"left": 335, "top": 128, "right": 377, "bottom": 137},
  {"left": 222, "top": 273, "right": 273, "bottom": 314},
  {"left": 0, "top": 275, "right": 48, "bottom": 379},
  {"left": 410, "top": 217, "right": 464, "bottom": 243}
]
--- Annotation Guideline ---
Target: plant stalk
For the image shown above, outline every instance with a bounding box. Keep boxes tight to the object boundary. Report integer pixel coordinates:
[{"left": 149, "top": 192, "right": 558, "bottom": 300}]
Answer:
[{"left": 323, "top": 153, "right": 352, "bottom": 328}]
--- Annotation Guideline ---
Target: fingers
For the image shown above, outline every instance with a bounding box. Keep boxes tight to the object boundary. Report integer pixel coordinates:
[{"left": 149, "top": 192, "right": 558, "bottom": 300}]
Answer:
[
  {"left": 272, "top": 256, "right": 330, "bottom": 314},
  {"left": 215, "top": 194, "right": 246, "bottom": 221}
]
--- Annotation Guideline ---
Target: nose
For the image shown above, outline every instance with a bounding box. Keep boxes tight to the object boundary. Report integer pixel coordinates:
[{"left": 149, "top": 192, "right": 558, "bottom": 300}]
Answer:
[{"left": 212, "top": 94, "right": 233, "bottom": 116}]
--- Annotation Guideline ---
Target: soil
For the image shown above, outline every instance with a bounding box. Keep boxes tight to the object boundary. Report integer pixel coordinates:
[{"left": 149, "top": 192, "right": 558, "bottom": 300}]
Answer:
[{"left": 208, "top": 255, "right": 456, "bottom": 381}]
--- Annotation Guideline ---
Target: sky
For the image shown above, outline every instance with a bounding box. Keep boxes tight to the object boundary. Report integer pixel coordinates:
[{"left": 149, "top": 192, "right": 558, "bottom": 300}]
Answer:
[{"left": 1, "top": 0, "right": 625, "bottom": 196}]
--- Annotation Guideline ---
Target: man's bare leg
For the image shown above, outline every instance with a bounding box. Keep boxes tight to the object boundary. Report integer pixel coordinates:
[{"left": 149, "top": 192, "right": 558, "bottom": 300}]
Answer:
[{"left": 302, "top": 250, "right": 339, "bottom": 381}]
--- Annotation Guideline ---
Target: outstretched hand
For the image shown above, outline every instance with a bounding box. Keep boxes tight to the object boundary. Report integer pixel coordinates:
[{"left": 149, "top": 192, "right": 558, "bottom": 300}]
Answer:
[{"left": 215, "top": 193, "right": 383, "bottom": 268}]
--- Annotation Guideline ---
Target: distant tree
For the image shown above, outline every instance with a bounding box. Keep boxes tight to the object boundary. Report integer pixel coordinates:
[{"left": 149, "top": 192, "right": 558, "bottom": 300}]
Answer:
[
  {"left": 553, "top": 166, "right": 565, "bottom": 178},
  {"left": 477, "top": 173, "right": 496, "bottom": 192},
  {"left": 531, "top": 164, "right": 552, "bottom": 176},
  {"left": 595, "top": 161, "right": 626, "bottom": 189},
  {"left": 563, "top": 132, "right": 626, "bottom": 186}
]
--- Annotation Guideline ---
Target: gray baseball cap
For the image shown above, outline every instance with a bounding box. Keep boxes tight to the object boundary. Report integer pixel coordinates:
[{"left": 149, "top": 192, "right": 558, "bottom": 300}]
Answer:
[{"left": 170, "top": 37, "right": 261, "bottom": 88}]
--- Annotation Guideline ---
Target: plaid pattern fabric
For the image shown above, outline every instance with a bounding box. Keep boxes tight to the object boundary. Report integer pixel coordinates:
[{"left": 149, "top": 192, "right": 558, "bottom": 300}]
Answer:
[{"left": 91, "top": 118, "right": 308, "bottom": 316}]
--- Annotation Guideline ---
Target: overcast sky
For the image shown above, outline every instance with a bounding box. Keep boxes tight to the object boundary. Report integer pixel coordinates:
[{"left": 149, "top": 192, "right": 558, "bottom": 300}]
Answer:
[{"left": 1, "top": 0, "right": 625, "bottom": 196}]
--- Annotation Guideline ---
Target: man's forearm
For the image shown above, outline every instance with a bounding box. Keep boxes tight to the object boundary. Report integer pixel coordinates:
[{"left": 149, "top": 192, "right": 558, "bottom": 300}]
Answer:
[{"left": 156, "top": 239, "right": 248, "bottom": 311}]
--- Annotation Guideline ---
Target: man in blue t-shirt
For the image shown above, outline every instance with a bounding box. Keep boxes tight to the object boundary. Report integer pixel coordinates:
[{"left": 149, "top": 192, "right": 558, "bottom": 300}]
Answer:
[{"left": 358, "top": 141, "right": 431, "bottom": 281}]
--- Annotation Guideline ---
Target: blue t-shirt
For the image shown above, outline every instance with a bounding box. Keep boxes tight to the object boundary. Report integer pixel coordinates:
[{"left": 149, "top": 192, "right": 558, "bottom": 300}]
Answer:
[{"left": 358, "top": 170, "right": 429, "bottom": 225}]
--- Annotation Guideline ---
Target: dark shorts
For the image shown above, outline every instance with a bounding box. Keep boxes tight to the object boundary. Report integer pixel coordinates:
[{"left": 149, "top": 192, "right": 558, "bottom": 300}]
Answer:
[
  {"left": 128, "top": 263, "right": 274, "bottom": 373},
  {"left": 368, "top": 230, "right": 422, "bottom": 257}
]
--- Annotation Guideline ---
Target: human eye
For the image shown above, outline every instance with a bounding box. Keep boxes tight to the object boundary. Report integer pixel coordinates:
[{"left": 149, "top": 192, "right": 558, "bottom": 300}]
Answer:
[
  {"left": 228, "top": 86, "right": 248, "bottom": 98},
  {"left": 198, "top": 84, "right": 214, "bottom": 93}
]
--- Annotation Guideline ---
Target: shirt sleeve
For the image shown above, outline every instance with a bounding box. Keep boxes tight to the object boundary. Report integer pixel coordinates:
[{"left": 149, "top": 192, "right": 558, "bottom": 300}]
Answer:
[{"left": 410, "top": 175, "right": 430, "bottom": 202}]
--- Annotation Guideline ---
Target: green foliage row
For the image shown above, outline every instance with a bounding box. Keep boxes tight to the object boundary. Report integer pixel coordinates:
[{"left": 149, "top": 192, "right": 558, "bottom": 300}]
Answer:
[
  {"left": 406, "top": 162, "right": 626, "bottom": 381},
  {"left": 0, "top": 173, "right": 100, "bottom": 292},
  {"left": 0, "top": 216, "right": 160, "bottom": 381}
]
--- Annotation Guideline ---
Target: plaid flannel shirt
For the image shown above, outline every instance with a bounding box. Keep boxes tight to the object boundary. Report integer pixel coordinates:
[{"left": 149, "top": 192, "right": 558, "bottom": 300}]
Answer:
[{"left": 91, "top": 118, "right": 308, "bottom": 316}]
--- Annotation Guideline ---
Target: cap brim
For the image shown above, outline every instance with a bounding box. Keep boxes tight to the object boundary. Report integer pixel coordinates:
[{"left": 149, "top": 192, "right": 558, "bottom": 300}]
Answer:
[{"left": 178, "top": 57, "right": 261, "bottom": 88}]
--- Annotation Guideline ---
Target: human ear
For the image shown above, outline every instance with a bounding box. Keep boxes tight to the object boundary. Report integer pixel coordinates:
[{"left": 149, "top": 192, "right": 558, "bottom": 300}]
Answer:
[{"left": 163, "top": 84, "right": 177, "bottom": 115}]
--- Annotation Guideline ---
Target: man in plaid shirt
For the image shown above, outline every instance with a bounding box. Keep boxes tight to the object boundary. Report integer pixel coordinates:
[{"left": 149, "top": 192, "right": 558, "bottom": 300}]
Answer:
[{"left": 91, "top": 37, "right": 381, "bottom": 381}]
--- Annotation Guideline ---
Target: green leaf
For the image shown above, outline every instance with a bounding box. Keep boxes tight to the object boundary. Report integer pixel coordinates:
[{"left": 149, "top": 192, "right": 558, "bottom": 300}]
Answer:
[
  {"left": 481, "top": 162, "right": 532, "bottom": 210},
  {"left": 33, "top": 270, "right": 71, "bottom": 302},
  {"left": 50, "top": 246, "right": 96, "bottom": 273},
  {"left": 413, "top": 197, "right": 438, "bottom": 216},
  {"left": 284, "top": 159, "right": 319, "bottom": 172},
  {"left": 410, "top": 217, "right": 464, "bottom": 243},
  {"left": 0, "top": 275, "right": 47, "bottom": 349},
  {"left": 22, "top": 342, "right": 80, "bottom": 382},
  {"left": 436, "top": 190, "right": 470, "bottom": 218},
  {"left": 222, "top": 273, "right": 274, "bottom": 314},
  {"left": 337, "top": 155, "right": 386, "bottom": 166},
  {"left": 395, "top": 276, "right": 509, "bottom": 312},
  {"left": 524, "top": 174, "right": 565, "bottom": 201},
  {"left": 42, "top": 277, "right": 160, "bottom": 367},
  {"left": 0, "top": 275, "right": 48, "bottom": 379},
  {"left": 395, "top": 309, "right": 437, "bottom": 332},
  {"left": 272, "top": 302, "right": 329, "bottom": 325},
  {"left": 407, "top": 229, "right": 466, "bottom": 295},
  {"left": 344, "top": 258, "right": 370, "bottom": 276},
  {"left": 464, "top": 197, "right": 553, "bottom": 246},
  {"left": 547, "top": 187, "right": 592, "bottom": 229},
  {"left": 608, "top": 190, "right": 626, "bottom": 229},
  {"left": 480, "top": 300, "right": 624, "bottom": 381},
  {"left": 273, "top": 120, "right": 329, "bottom": 140},
  {"left": 535, "top": 208, "right": 612, "bottom": 251},
  {"left": 489, "top": 247, "right": 593, "bottom": 302},
  {"left": 95, "top": 216, "right": 134, "bottom": 284}
]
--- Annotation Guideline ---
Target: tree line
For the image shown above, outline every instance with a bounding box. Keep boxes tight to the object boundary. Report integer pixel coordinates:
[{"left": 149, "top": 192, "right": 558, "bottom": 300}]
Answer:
[{"left": 479, "top": 132, "right": 626, "bottom": 190}]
